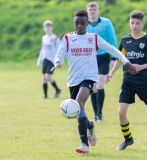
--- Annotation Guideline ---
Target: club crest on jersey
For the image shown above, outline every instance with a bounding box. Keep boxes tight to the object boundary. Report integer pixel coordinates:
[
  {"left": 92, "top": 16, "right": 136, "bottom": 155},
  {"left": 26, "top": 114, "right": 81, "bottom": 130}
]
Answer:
[
  {"left": 139, "top": 43, "right": 145, "bottom": 49},
  {"left": 87, "top": 38, "right": 93, "bottom": 44},
  {"left": 99, "top": 26, "right": 104, "bottom": 30}
]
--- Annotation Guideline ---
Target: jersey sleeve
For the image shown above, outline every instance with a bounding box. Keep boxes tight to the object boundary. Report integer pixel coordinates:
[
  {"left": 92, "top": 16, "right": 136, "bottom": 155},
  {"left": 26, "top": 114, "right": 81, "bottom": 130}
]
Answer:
[
  {"left": 54, "top": 36, "right": 67, "bottom": 65},
  {"left": 97, "top": 35, "right": 129, "bottom": 64},
  {"left": 117, "top": 39, "right": 126, "bottom": 63},
  {"left": 106, "top": 19, "right": 117, "bottom": 60},
  {"left": 36, "top": 37, "right": 44, "bottom": 66},
  {"left": 55, "top": 37, "right": 60, "bottom": 51}
]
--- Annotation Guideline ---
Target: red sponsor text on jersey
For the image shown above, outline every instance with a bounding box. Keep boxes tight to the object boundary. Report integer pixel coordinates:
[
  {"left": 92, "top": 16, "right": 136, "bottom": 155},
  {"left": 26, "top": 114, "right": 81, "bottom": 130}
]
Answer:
[
  {"left": 71, "top": 48, "right": 92, "bottom": 53},
  {"left": 71, "top": 48, "right": 92, "bottom": 56}
]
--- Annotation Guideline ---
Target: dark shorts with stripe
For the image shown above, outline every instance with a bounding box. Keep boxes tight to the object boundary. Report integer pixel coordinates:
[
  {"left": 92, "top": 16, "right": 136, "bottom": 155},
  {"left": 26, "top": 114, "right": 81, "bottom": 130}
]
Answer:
[
  {"left": 42, "top": 59, "right": 54, "bottom": 74},
  {"left": 96, "top": 53, "right": 110, "bottom": 75},
  {"left": 119, "top": 81, "right": 147, "bottom": 105},
  {"left": 69, "top": 80, "right": 95, "bottom": 100}
]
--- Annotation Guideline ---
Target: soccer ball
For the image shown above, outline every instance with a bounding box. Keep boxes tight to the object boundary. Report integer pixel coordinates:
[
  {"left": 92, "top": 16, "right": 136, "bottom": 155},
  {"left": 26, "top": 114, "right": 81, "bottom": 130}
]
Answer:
[{"left": 60, "top": 99, "right": 81, "bottom": 119}]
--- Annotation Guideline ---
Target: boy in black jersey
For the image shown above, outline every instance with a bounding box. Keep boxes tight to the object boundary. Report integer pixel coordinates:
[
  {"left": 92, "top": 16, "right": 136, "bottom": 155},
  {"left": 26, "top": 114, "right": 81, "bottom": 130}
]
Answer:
[{"left": 105, "top": 10, "right": 147, "bottom": 150}]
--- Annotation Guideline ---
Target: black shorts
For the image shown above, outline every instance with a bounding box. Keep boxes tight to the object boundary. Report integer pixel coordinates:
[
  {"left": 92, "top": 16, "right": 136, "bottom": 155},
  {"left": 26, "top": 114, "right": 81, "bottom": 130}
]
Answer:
[
  {"left": 69, "top": 80, "right": 95, "bottom": 100},
  {"left": 42, "top": 59, "right": 54, "bottom": 74},
  {"left": 119, "top": 81, "right": 147, "bottom": 105},
  {"left": 96, "top": 53, "right": 110, "bottom": 75}
]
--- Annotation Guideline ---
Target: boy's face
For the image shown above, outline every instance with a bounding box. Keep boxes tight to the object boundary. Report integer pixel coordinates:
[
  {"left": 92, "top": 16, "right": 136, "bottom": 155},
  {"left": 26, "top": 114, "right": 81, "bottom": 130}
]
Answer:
[
  {"left": 74, "top": 16, "right": 88, "bottom": 35},
  {"left": 129, "top": 18, "right": 145, "bottom": 34},
  {"left": 87, "top": 6, "right": 99, "bottom": 19},
  {"left": 43, "top": 25, "right": 53, "bottom": 35}
]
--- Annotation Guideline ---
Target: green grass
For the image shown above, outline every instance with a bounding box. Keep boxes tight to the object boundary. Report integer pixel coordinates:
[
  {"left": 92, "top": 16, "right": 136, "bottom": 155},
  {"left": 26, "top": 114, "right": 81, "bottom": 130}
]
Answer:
[{"left": 0, "top": 61, "right": 147, "bottom": 160}]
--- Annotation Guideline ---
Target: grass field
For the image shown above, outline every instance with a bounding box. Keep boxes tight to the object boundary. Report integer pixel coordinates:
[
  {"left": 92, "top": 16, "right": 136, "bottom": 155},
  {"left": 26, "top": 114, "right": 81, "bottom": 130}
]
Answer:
[{"left": 0, "top": 61, "right": 147, "bottom": 160}]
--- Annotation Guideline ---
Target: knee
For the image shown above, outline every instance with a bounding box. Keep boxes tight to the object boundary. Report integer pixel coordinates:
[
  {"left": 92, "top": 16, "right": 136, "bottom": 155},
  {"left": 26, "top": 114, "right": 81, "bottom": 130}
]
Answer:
[
  {"left": 43, "top": 76, "right": 48, "bottom": 83},
  {"left": 97, "top": 83, "right": 104, "bottom": 90},
  {"left": 118, "top": 110, "right": 126, "bottom": 118}
]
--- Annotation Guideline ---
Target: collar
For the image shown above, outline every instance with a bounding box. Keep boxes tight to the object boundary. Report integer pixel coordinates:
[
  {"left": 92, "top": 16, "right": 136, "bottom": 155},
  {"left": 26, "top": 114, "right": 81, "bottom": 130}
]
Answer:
[{"left": 89, "top": 17, "right": 101, "bottom": 26}]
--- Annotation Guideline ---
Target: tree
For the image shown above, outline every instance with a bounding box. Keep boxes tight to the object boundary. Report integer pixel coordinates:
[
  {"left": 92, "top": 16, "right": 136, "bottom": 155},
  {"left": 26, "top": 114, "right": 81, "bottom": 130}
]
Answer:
[{"left": 105, "top": 0, "right": 116, "bottom": 5}]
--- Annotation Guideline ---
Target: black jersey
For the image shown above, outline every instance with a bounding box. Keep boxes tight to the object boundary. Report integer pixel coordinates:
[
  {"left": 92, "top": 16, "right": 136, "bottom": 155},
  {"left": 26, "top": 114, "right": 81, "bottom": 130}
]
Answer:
[{"left": 119, "top": 33, "right": 147, "bottom": 84}]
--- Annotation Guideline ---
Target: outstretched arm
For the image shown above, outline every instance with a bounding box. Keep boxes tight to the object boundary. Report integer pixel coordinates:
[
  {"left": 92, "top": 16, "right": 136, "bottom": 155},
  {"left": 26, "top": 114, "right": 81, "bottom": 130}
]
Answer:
[{"left": 97, "top": 35, "right": 137, "bottom": 75}]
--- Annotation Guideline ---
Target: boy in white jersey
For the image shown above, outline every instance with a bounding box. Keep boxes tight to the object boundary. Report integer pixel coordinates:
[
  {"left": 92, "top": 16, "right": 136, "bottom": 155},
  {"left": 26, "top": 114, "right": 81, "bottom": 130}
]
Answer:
[
  {"left": 51, "top": 10, "right": 137, "bottom": 154},
  {"left": 37, "top": 20, "right": 61, "bottom": 99}
]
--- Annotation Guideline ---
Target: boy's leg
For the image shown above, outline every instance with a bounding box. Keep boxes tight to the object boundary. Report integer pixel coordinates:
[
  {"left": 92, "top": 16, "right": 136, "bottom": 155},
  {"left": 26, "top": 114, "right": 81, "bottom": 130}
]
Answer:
[
  {"left": 91, "top": 93, "right": 97, "bottom": 119},
  {"left": 51, "top": 80, "right": 61, "bottom": 98},
  {"left": 75, "top": 87, "right": 91, "bottom": 153},
  {"left": 45, "top": 73, "right": 61, "bottom": 98},
  {"left": 43, "top": 74, "right": 48, "bottom": 98},
  {"left": 45, "top": 60, "right": 61, "bottom": 98},
  {"left": 116, "top": 103, "right": 134, "bottom": 150},
  {"left": 76, "top": 83, "right": 97, "bottom": 153},
  {"left": 96, "top": 75, "right": 105, "bottom": 122},
  {"left": 42, "top": 60, "right": 48, "bottom": 98}
]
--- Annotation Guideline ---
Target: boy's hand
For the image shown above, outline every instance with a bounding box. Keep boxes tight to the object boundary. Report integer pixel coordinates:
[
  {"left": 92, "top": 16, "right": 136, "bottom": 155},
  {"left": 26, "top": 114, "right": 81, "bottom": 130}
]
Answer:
[
  {"left": 105, "top": 74, "right": 113, "bottom": 84},
  {"left": 50, "top": 62, "right": 61, "bottom": 71},
  {"left": 125, "top": 62, "right": 137, "bottom": 75},
  {"left": 133, "top": 64, "right": 143, "bottom": 72}
]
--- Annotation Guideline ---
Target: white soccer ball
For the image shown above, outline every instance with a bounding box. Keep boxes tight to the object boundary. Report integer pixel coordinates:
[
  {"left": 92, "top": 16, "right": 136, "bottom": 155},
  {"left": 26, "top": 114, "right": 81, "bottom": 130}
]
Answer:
[{"left": 60, "top": 99, "right": 81, "bottom": 119}]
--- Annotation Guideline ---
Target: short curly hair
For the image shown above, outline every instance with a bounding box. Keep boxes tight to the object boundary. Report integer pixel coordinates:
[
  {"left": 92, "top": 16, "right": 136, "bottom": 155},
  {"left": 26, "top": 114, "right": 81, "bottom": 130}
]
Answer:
[
  {"left": 74, "top": 10, "right": 88, "bottom": 21},
  {"left": 130, "top": 10, "right": 144, "bottom": 20}
]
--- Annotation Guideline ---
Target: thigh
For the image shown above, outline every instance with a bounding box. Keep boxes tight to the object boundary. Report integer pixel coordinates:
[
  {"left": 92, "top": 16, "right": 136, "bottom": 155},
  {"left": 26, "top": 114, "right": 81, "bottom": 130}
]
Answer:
[
  {"left": 119, "top": 103, "right": 129, "bottom": 114},
  {"left": 119, "top": 82, "right": 135, "bottom": 104},
  {"left": 76, "top": 87, "right": 90, "bottom": 109},
  {"left": 69, "top": 80, "right": 95, "bottom": 101},
  {"left": 97, "top": 54, "right": 110, "bottom": 75},
  {"left": 136, "top": 84, "right": 147, "bottom": 105},
  {"left": 77, "top": 80, "right": 95, "bottom": 108},
  {"left": 69, "top": 85, "right": 80, "bottom": 100},
  {"left": 97, "top": 74, "right": 105, "bottom": 89},
  {"left": 80, "top": 80, "right": 95, "bottom": 94}
]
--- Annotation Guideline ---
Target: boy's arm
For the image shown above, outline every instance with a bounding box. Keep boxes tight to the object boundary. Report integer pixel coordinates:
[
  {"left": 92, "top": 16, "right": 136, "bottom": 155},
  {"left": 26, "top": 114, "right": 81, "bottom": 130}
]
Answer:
[
  {"left": 105, "top": 60, "right": 122, "bottom": 84},
  {"left": 97, "top": 35, "right": 137, "bottom": 75},
  {"left": 110, "top": 60, "right": 122, "bottom": 76},
  {"left": 106, "top": 19, "right": 117, "bottom": 65},
  {"left": 51, "top": 37, "right": 67, "bottom": 71},
  {"left": 36, "top": 50, "right": 43, "bottom": 66},
  {"left": 37, "top": 38, "right": 43, "bottom": 66}
]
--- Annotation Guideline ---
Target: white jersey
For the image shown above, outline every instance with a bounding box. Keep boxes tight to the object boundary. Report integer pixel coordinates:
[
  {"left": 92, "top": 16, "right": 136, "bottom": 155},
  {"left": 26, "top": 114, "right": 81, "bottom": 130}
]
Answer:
[
  {"left": 37, "top": 34, "right": 60, "bottom": 66},
  {"left": 54, "top": 32, "right": 129, "bottom": 87}
]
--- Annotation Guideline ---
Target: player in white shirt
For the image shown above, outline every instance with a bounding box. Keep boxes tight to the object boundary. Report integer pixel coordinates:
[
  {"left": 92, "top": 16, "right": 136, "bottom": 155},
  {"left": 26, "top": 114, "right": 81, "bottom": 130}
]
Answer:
[
  {"left": 37, "top": 20, "right": 61, "bottom": 99},
  {"left": 51, "top": 10, "right": 137, "bottom": 154}
]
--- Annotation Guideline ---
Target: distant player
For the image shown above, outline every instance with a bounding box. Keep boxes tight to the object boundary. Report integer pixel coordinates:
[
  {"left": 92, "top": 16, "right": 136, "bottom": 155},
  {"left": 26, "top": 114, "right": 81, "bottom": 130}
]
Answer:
[
  {"left": 51, "top": 10, "right": 137, "bottom": 153},
  {"left": 105, "top": 10, "right": 147, "bottom": 150},
  {"left": 87, "top": 2, "right": 117, "bottom": 122},
  {"left": 37, "top": 20, "right": 61, "bottom": 99}
]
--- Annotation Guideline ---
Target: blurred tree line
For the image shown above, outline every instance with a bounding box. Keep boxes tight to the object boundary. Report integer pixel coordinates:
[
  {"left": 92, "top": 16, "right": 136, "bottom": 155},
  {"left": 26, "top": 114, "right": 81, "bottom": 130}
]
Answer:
[{"left": 0, "top": 0, "right": 146, "bottom": 61}]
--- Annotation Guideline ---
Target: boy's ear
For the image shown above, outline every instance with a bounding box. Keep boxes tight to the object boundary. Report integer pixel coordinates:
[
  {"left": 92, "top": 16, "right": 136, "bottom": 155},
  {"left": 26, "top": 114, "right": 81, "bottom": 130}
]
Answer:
[{"left": 98, "top": 10, "right": 100, "bottom": 15}]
